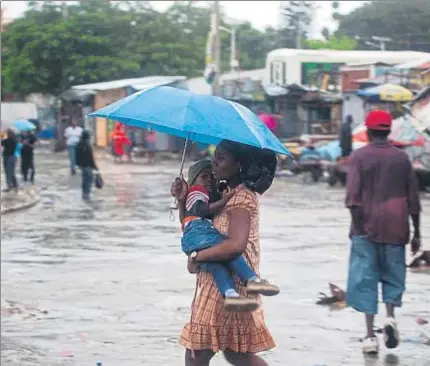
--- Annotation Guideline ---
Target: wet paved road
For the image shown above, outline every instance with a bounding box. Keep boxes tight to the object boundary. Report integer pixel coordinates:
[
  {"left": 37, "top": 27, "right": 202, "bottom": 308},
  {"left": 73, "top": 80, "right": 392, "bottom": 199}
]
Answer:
[{"left": 1, "top": 150, "right": 429, "bottom": 366}]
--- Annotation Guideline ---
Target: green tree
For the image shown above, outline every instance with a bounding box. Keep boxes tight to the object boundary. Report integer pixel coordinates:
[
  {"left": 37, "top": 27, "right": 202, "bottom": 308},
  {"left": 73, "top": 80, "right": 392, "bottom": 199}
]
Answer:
[
  {"left": 279, "top": 1, "right": 314, "bottom": 48},
  {"left": 1, "top": 0, "right": 275, "bottom": 98},
  {"left": 2, "top": 0, "right": 140, "bottom": 96},
  {"left": 305, "top": 36, "right": 357, "bottom": 50},
  {"left": 336, "top": 0, "right": 430, "bottom": 52}
]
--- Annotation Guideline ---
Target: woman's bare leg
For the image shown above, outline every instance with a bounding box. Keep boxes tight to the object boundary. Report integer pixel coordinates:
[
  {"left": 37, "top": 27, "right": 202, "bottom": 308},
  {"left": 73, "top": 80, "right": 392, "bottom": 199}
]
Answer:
[
  {"left": 223, "top": 350, "right": 268, "bottom": 366},
  {"left": 185, "top": 349, "right": 215, "bottom": 366}
]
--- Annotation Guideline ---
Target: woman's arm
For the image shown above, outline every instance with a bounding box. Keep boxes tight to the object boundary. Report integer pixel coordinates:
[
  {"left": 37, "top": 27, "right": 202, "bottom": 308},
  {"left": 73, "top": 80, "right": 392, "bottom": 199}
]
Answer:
[
  {"left": 194, "top": 208, "right": 250, "bottom": 262},
  {"left": 178, "top": 199, "right": 185, "bottom": 222},
  {"left": 170, "top": 177, "right": 188, "bottom": 222}
]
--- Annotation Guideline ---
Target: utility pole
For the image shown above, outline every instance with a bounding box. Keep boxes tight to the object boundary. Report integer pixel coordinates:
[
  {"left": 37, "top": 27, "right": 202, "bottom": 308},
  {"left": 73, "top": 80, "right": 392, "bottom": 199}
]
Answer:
[
  {"left": 358, "top": 35, "right": 392, "bottom": 51},
  {"left": 372, "top": 36, "right": 391, "bottom": 51},
  {"left": 212, "top": 0, "right": 221, "bottom": 96}
]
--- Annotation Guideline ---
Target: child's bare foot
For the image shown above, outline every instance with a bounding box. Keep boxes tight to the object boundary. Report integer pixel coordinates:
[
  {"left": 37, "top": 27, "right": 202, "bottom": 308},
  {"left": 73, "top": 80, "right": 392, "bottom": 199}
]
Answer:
[
  {"left": 246, "top": 279, "right": 280, "bottom": 296},
  {"left": 223, "top": 296, "right": 259, "bottom": 312}
]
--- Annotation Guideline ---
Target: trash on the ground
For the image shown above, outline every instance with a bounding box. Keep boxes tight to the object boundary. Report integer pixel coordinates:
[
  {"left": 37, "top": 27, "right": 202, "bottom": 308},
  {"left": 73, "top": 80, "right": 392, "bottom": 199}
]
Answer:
[
  {"left": 416, "top": 316, "right": 430, "bottom": 345},
  {"left": 60, "top": 350, "right": 74, "bottom": 358},
  {"left": 1, "top": 300, "right": 48, "bottom": 319},
  {"left": 417, "top": 316, "right": 428, "bottom": 325},
  {"left": 408, "top": 250, "right": 430, "bottom": 268},
  {"left": 316, "top": 283, "right": 346, "bottom": 306}
]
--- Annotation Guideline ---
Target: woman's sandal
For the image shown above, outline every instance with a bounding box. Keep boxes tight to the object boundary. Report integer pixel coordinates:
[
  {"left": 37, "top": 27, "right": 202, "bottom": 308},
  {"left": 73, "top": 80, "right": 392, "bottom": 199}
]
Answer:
[
  {"left": 223, "top": 296, "right": 259, "bottom": 312},
  {"left": 245, "top": 279, "right": 280, "bottom": 296}
]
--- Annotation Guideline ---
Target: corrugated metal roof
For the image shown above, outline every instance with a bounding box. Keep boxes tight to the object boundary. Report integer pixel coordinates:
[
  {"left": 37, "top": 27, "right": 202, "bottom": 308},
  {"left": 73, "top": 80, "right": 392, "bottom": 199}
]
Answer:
[
  {"left": 352, "top": 75, "right": 404, "bottom": 85},
  {"left": 186, "top": 69, "right": 265, "bottom": 96},
  {"left": 394, "top": 56, "right": 430, "bottom": 70},
  {"left": 221, "top": 69, "right": 265, "bottom": 81},
  {"left": 72, "top": 76, "right": 186, "bottom": 91},
  {"left": 187, "top": 77, "right": 212, "bottom": 95},
  {"left": 267, "top": 49, "right": 430, "bottom": 65}
]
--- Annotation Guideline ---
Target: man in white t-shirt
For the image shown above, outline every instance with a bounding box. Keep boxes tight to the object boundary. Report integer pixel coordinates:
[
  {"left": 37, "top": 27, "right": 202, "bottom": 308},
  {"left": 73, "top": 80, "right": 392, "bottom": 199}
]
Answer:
[{"left": 64, "top": 120, "right": 83, "bottom": 175}]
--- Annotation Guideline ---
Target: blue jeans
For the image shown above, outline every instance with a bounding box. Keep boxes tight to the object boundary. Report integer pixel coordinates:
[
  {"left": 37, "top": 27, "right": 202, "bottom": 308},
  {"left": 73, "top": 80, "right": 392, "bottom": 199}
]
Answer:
[
  {"left": 67, "top": 145, "right": 77, "bottom": 173},
  {"left": 3, "top": 155, "right": 17, "bottom": 189},
  {"left": 81, "top": 167, "right": 93, "bottom": 200},
  {"left": 182, "top": 219, "right": 256, "bottom": 296},
  {"left": 346, "top": 236, "right": 406, "bottom": 315}
]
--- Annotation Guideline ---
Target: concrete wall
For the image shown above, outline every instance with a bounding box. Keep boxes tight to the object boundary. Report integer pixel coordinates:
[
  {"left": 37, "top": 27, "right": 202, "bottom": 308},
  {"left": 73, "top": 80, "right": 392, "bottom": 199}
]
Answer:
[
  {"left": 93, "top": 88, "right": 127, "bottom": 147},
  {"left": 342, "top": 94, "right": 366, "bottom": 126}
]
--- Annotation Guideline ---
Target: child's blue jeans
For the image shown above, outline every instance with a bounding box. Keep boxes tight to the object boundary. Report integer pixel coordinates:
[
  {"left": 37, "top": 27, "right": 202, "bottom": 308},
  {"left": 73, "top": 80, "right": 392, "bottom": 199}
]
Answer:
[{"left": 182, "top": 219, "right": 256, "bottom": 296}]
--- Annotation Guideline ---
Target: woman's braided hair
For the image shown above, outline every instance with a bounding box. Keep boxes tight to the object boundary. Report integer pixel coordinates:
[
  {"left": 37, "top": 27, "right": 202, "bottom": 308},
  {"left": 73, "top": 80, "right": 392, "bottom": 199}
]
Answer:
[{"left": 218, "top": 140, "right": 277, "bottom": 195}]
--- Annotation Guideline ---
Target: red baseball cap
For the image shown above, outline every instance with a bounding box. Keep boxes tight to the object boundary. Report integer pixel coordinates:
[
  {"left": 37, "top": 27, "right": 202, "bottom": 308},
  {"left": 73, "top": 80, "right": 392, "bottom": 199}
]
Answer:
[{"left": 365, "top": 110, "right": 392, "bottom": 131}]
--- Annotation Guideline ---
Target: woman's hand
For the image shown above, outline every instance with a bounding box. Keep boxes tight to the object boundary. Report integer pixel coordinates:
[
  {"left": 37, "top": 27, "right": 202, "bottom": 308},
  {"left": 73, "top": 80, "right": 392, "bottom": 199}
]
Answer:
[
  {"left": 187, "top": 255, "right": 199, "bottom": 274},
  {"left": 221, "top": 187, "right": 235, "bottom": 202},
  {"left": 170, "top": 177, "right": 188, "bottom": 201}
]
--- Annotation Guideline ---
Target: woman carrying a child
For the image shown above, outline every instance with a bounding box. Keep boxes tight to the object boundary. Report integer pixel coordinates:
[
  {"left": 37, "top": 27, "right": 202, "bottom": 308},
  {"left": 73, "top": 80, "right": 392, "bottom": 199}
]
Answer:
[{"left": 171, "top": 140, "right": 278, "bottom": 366}]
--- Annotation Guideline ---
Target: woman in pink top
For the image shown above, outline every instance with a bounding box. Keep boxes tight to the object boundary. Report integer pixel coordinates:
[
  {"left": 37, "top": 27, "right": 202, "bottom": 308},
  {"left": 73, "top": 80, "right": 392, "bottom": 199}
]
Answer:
[
  {"left": 145, "top": 130, "right": 157, "bottom": 164},
  {"left": 258, "top": 113, "right": 279, "bottom": 136}
]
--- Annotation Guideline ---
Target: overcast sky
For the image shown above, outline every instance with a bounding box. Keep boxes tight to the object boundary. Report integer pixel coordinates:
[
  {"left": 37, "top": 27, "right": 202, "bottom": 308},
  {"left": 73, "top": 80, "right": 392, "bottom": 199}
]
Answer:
[{"left": 2, "top": 1, "right": 366, "bottom": 38}]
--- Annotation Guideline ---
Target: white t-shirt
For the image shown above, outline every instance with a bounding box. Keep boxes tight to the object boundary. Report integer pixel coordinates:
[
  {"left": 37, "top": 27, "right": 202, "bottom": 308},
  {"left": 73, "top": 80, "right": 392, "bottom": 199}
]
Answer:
[{"left": 64, "top": 126, "right": 83, "bottom": 146}]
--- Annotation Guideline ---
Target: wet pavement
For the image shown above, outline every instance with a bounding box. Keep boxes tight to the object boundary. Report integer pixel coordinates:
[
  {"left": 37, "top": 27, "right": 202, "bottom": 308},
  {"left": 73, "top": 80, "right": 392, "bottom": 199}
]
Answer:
[{"left": 1, "top": 150, "right": 429, "bottom": 366}]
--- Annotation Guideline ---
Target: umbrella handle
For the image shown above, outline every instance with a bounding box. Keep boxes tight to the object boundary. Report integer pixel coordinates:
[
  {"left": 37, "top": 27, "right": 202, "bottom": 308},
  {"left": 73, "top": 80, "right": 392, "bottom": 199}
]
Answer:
[
  {"left": 179, "top": 134, "right": 190, "bottom": 178},
  {"left": 169, "top": 134, "right": 190, "bottom": 221}
]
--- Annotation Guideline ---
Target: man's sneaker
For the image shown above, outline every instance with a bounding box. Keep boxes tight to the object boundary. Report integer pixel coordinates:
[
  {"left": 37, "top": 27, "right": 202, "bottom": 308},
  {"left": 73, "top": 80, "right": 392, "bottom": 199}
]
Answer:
[
  {"left": 384, "top": 317, "right": 400, "bottom": 349},
  {"left": 245, "top": 279, "right": 280, "bottom": 296},
  {"left": 362, "top": 337, "right": 379, "bottom": 354},
  {"left": 223, "top": 296, "right": 259, "bottom": 312}
]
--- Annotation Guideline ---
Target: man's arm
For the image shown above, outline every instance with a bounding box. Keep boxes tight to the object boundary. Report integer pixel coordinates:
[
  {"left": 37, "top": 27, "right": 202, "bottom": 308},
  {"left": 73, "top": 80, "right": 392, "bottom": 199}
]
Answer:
[
  {"left": 345, "top": 153, "right": 365, "bottom": 235},
  {"left": 406, "top": 161, "right": 421, "bottom": 247}
]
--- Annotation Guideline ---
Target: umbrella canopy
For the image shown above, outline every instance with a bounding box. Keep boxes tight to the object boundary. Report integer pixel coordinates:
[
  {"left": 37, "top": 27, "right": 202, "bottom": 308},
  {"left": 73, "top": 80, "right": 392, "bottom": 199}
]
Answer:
[
  {"left": 13, "top": 119, "right": 36, "bottom": 132},
  {"left": 356, "top": 84, "right": 413, "bottom": 102},
  {"left": 89, "top": 86, "right": 290, "bottom": 156}
]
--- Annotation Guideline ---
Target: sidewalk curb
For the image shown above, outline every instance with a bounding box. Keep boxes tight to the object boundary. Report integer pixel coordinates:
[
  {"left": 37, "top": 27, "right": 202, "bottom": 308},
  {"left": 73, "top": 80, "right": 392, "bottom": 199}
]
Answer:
[{"left": 1, "top": 187, "right": 41, "bottom": 215}]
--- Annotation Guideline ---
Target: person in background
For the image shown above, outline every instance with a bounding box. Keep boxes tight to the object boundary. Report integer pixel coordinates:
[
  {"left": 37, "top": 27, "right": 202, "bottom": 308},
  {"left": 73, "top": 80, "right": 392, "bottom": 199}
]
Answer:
[
  {"left": 339, "top": 114, "right": 353, "bottom": 158},
  {"left": 14, "top": 135, "right": 23, "bottom": 160},
  {"left": 258, "top": 108, "right": 279, "bottom": 136},
  {"left": 1, "top": 129, "right": 18, "bottom": 192},
  {"left": 126, "top": 126, "right": 137, "bottom": 163},
  {"left": 76, "top": 130, "right": 98, "bottom": 201},
  {"left": 145, "top": 130, "right": 157, "bottom": 164},
  {"left": 64, "top": 119, "right": 83, "bottom": 175},
  {"left": 21, "top": 131, "right": 37, "bottom": 184},
  {"left": 112, "top": 123, "right": 131, "bottom": 163},
  {"left": 345, "top": 110, "right": 421, "bottom": 355}
]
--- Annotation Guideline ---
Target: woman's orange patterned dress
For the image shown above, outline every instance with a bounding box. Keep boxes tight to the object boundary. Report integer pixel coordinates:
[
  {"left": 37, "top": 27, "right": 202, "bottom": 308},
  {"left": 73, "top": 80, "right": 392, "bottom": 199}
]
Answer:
[{"left": 179, "top": 188, "right": 276, "bottom": 353}]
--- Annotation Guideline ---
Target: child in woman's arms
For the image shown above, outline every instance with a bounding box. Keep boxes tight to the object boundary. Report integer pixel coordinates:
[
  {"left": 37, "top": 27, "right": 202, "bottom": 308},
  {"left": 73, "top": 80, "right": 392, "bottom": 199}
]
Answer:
[{"left": 181, "top": 159, "right": 279, "bottom": 312}]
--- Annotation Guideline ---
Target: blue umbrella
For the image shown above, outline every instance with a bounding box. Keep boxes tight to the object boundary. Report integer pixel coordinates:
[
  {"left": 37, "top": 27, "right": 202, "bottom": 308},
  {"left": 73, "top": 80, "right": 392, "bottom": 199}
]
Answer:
[
  {"left": 13, "top": 119, "right": 36, "bottom": 132},
  {"left": 89, "top": 86, "right": 291, "bottom": 160}
]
